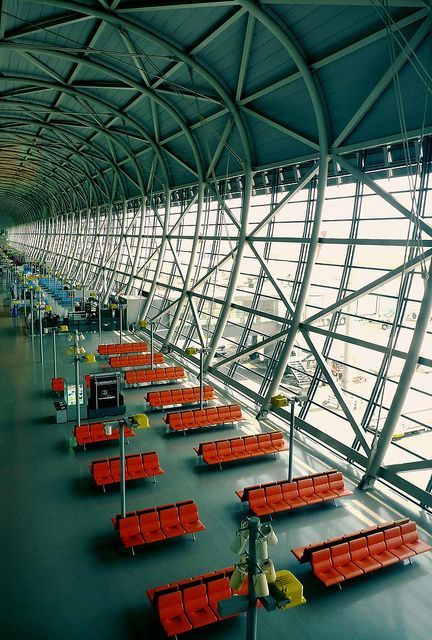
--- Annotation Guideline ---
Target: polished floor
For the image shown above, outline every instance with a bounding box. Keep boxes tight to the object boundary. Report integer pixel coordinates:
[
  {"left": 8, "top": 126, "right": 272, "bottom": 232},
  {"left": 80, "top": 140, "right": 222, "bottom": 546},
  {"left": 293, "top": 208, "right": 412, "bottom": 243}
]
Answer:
[{"left": 1, "top": 288, "right": 432, "bottom": 640}]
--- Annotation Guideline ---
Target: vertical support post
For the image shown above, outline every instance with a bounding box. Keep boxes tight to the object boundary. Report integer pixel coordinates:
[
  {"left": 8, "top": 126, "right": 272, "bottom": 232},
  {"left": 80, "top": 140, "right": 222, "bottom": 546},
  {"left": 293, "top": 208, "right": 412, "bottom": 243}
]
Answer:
[
  {"left": 246, "top": 517, "right": 259, "bottom": 640},
  {"left": 288, "top": 399, "right": 295, "bottom": 481},
  {"left": 119, "top": 420, "right": 126, "bottom": 518},
  {"left": 23, "top": 287, "right": 27, "bottom": 319},
  {"left": 98, "top": 295, "right": 102, "bottom": 341},
  {"left": 360, "top": 259, "right": 432, "bottom": 489},
  {"left": 38, "top": 290, "right": 44, "bottom": 364},
  {"left": 150, "top": 321, "right": 154, "bottom": 370},
  {"left": 119, "top": 304, "right": 123, "bottom": 344},
  {"left": 199, "top": 349, "right": 204, "bottom": 410},
  {"left": 74, "top": 331, "right": 81, "bottom": 427},
  {"left": 30, "top": 288, "right": 34, "bottom": 342},
  {"left": 53, "top": 329, "right": 57, "bottom": 379}
]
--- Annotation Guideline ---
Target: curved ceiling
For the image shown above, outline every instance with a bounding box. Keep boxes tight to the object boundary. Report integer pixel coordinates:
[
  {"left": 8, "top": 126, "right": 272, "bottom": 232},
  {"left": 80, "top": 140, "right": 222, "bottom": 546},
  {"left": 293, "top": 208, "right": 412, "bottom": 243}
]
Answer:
[{"left": 0, "top": 0, "right": 431, "bottom": 225}]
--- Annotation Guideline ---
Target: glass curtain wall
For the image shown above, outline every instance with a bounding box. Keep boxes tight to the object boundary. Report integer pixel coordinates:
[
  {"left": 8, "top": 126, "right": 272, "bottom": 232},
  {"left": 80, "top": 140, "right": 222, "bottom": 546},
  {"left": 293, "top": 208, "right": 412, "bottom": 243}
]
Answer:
[{"left": 9, "top": 143, "right": 432, "bottom": 508}]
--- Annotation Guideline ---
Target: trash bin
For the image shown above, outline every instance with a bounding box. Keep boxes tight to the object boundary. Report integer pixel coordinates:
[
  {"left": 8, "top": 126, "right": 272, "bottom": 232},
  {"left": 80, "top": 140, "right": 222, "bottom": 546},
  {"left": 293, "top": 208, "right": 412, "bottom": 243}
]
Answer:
[{"left": 54, "top": 400, "right": 68, "bottom": 424}]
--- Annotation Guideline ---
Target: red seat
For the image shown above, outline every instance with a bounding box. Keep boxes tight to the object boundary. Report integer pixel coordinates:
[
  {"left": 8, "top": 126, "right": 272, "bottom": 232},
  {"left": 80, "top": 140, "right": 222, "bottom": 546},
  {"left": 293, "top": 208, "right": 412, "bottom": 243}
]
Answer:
[
  {"left": 74, "top": 425, "right": 93, "bottom": 446},
  {"left": 126, "top": 455, "right": 147, "bottom": 479},
  {"left": 400, "top": 522, "right": 432, "bottom": 554},
  {"left": 349, "top": 537, "right": 381, "bottom": 573},
  {"left": 281, "top": 481, "right": 307, "bottom": 509},
  {"left": 201, "top": 443, "right": 221, "bottom": 465},
  {"left": 312, "top": 548, "right": 344, "bottom": 586},
  {"left": 270, "top": 432, "right": 286, "bottom": 451},
  {"left": 110, "top": 459, "right": 131, "bottom": 483},
  {"left": 119, "top": 516, "right": 144, "bottom": 550},
  {"left": 89, "top": 423, "right": 107, "bottom": 442},
  {"left": 367, "top": 532, "right": 399, "bottom": 567},
  {"left": 384, "top": 527, "right": 414, "bottom": 560},
  {"left": 230, "top": 438, "right": 250, "bottom": 459},
  {"left": 244, "top": 436, "right": 260, "bottom": 455},
  {"left": 257, "top": 434, "right": 276, "bottom": 453},
  {"left": 328, "top": 472, "right": 352, "bottom": 497},
  {"left": 171, "top": 390, "right": 184, "bottom": 404},
  {"left": 51, "top": 377, "right": 64, "bottom": 392},
  {"left": 265, "top": 485, "right": 289, "bottom": 512},
  {"left": 139, "top": 511, "right": 166, "bottom": 544},
  {"left": 205, "top": 408, "right": 218, "bottom": 424},
  {"left": 216, "top": 440, "right": 236, "bottom": 462},
  {"left": 181, "top": 411, "right": 197, "bottom": 430},
  {"left": 183, "top": 584, "right": 217, "bottom": 629},
  {"left": 207, "top": 577, "right": 232, "bottom": 618},
  {"left": 92, "top": 460, "right": 113, "bottom": 487},
  {"left": 159, "top": 507, "right": 185, "bottom": 538},
  {"left": 249, "top": 488, "right": 274, "bottom": 516},
  {"left": 193, "top": 410, "right": 209, "bottom": 428},
  {"left": 297, "top": 479, "right": 322, "bottom": 505},
  {"left": 158, "top": 591, "right": 192, "bottom": 637},
  {"left": 331, "top": 543, "right": 364, "bottom": 580},
  {"left": 179, "top": 503, "right": 205, "bottom": 535},
  {"left": 167, "top": 413, "right": 182, "bottom": 430},
  {"left": 143, "top": 452, "right": 163, "bottom": 477},
  {"left": 313, "top": 475, "right": 338, "bottom": 500}
]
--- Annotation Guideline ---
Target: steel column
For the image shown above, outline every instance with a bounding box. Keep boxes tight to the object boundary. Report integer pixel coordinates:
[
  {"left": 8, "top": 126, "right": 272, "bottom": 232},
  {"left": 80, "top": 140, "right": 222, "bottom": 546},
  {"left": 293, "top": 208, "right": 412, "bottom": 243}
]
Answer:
[
  {"left": 204, "top": 170, "right": 253, "bottom": 367},
  {"left": 246, "top": 517, "right": 259, "bottom": 640},
  {"left": 119, "top": 420, "right": 126, "bottom": 518},
  {"left": 258, "top": 156, "right": 329, "bottom": 417},
  {"left": 359, "top": 258, "right": 432, "bottom": 489},
  {"left": 288, "top": 399, "right": 295, "bottom": 482},
  {"left": 53, "top": 328, "right": 57, "bottom": 378}
]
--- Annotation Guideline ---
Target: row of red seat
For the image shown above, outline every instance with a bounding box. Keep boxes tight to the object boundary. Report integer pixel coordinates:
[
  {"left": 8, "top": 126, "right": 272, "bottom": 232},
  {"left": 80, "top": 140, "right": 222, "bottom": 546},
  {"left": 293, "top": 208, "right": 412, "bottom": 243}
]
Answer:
[
  {"left": 146, "top": 386, "right": 215, "bottom": 409},
  {"left": 147, "top": 567, "right": 248, "bottom": 638},
  {"left": 194, "top": 431, "right": 287, "bottom": 468},
  {"left": 113, "top": 500, "right": 205, "bottom": 554},
  {"left": 165, "top": 404, "right": 242, "bottom": 433},
  {"left": 124, "top": 366, "right": 185, "bottom": 386},
  {"left": 109, "top": 353, "right": 164, "bottom": 368},
  {"left": 52, "top": 375, "right": 91, "bottom": 393},
  {"left": 310, "top": 521, "right": 432, "bottom": 587},
  {"left": 98, "top": 341, "right": 148, "bottom": 355},
  {"left": 243, "top": 471, "right": 352, "bottom": 518},
  {"left": 73, "top": 421, "right": 135, "bottom": 449},
  {"left": 89, "top": 451, "right": 163, "bottom": 490}
]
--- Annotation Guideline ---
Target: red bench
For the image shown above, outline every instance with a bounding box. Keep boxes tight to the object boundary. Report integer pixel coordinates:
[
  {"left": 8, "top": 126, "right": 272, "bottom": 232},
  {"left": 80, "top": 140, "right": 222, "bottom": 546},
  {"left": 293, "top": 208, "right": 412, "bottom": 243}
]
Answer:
[
  {"left": 237, "top": 470, "right": 352, "bottom": 518},
  {"left": 98, "top": 342, "right": 148, "bottom": 356},
  {"left": 112, "top": 500, "right": 205, "bottom": 554},
  {"left": 165, "top": 404, "right": 242, "bottom": 434},
  {"left": 109, "top": 353, "right": 164, "bottom": 368},
  {"left": 124, "top": 366, "right": 186, "bottom": 386},
  {"left": 73, "top": 421, "right": 135, "bottom": 450},
  {"left": 51, "top": 377, "right": 64, "bottom": 393},
  {"left": 194, "top": 431, "right": 287, "bottom": 468},
  {"left": 146, "top": 386, "right": 215, "bottom": 409},
  {"left": 89, "top": 450, "right": 163, "bottom": 491},
  {"left": 291, "top": 519, "right": 432, "bottom": 588},
  {"left": 147, "top": 566, "right": 252, "bottom": 637}
]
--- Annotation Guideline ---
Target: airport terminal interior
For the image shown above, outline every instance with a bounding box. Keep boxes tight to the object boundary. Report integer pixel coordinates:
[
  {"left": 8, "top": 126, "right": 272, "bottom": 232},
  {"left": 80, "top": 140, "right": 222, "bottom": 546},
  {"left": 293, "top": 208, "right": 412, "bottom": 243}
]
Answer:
[{"left": 1, "top": 1, "right": 432, "bottom": 639}]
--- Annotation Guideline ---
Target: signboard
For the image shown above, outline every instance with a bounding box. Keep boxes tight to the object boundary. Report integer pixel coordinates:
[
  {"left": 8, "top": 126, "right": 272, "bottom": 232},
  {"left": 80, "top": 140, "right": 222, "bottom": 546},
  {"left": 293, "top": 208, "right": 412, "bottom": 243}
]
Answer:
[{"left": 66, "top": 383, "right": 84, "bottom": 406}]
